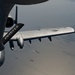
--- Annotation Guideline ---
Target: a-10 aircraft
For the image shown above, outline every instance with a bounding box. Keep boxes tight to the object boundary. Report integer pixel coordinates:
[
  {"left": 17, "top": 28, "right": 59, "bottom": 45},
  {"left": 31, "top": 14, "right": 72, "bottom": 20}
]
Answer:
[{"left": 0, "top": 0, "right": 75, "bottom": 67}]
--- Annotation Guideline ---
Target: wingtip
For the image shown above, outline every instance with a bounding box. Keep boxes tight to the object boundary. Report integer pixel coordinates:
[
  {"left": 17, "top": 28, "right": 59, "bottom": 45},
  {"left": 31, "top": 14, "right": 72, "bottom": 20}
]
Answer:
[{"left": 66, "top": 27, "right": 75, "bottom": 33}]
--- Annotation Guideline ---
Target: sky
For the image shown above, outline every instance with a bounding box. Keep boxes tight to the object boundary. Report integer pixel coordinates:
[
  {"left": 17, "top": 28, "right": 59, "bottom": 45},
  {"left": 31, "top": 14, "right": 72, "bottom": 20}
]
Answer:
[{"left": 1, "top": 0, "right": 75, "bottom": 75}]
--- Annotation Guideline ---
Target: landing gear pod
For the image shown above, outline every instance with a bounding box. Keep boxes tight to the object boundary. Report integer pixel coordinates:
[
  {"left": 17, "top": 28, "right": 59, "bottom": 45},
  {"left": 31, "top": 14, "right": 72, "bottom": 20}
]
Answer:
[
  {"left": 17, "top": 36, "right": 24, "bottom": 49},
  {"left": 9, "top": 40, "right": 14, "bottom": 50}
]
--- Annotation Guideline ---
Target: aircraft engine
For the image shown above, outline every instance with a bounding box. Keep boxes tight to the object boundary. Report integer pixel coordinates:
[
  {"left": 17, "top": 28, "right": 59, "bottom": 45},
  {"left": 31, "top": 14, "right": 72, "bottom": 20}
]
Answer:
[
  {"left": 17, "top": 36, "right": 24, "bottom": 49},
  {"left": 6, "top": 16, "right": 14, "bottom": 28},
  {"left": 6, "top": 6, "right": 18, "bottom": 28},
  {"left": 0, "top": 50, "right": 5, "bottom": 66},
  {"left": 9, "top": 40, "right": 14, "bottom": 50}
]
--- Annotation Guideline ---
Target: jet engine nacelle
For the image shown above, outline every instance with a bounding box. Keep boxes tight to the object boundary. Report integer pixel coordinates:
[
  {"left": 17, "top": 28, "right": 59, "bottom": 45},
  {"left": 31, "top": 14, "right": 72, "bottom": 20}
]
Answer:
[
  {"left": 6, "top": 15, "right": 14, "bottom": 28},
  {"left": 6, "top": 6, "right": 18, "bottom": 28},
  {"left": 17, "top": 36, "right": 24, "bottom": 49},
  {"left": 0, "top": 50, "right": 5, "bottom": 66}
]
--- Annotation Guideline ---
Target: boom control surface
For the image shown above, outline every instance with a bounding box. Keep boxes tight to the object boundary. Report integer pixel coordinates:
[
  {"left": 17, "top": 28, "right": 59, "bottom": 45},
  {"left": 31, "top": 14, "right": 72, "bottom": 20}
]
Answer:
[{"left": 3, "top": 23, "right": 24, "bottom": 45}]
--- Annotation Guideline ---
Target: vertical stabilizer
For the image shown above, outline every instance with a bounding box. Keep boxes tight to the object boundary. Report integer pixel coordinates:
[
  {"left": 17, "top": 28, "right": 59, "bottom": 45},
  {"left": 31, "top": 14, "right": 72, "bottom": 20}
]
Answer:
[{"left": 15, "top": 6, "right": 18, "bottom": 24}]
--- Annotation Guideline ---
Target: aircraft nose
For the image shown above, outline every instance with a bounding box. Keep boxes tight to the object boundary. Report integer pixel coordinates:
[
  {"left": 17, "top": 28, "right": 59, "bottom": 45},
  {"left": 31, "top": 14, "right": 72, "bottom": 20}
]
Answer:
[{"left": 0, "top": 50, "right": 5, "bottom": 66}]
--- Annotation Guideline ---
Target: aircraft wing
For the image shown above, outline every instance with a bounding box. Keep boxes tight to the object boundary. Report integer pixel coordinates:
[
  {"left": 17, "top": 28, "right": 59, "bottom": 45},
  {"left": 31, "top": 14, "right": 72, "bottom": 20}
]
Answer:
[
  {"left": 5, "top": 27, "right": 74, "bottom": 41},
  {"left": 3, "top": 27, "right": 75, "bottom": 50}
]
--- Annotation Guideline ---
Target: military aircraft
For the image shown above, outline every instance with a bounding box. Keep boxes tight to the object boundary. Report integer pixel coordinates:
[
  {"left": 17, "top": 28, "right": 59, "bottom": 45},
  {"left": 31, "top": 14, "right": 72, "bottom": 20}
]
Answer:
[{"left": 0, "top": 0, "right": 74, "bottom": 66}]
